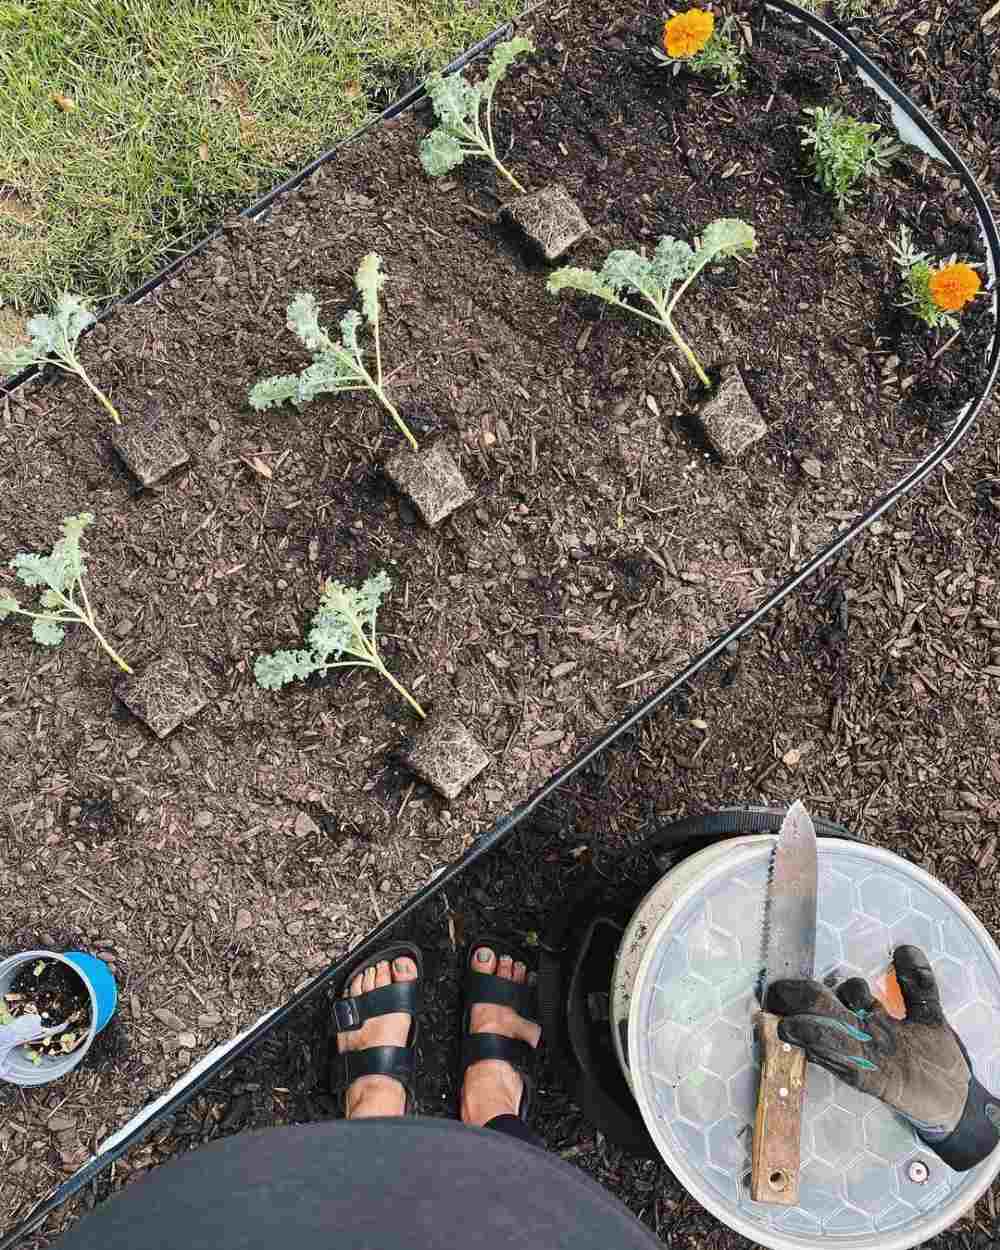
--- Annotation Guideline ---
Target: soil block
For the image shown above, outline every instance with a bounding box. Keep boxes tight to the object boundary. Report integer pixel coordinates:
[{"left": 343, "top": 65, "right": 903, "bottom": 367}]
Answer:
[
  {"left": 384, "top": 441, "right": 473, "bottom": 527},
  {"left": 498, "top": 184, "right": 590, "bottom": 262},
  {"left": 404, "top": 715, "right": 490, "bottom": 799},
  {"left": 114, "top": 651, "right": 211, "bottom": 738},
  {"left": 109, "top": 400, "right": 190, "bottom": 487},
  {"left": 693, "top": 364, "right": 767, "bottom": 461}
]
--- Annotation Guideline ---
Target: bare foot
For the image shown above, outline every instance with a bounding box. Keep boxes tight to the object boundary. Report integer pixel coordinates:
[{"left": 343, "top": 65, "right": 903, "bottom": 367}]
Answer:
[
  {"left": 461, "top": 947, "right": 542, "bottom": 1127},
  {"left": 337, "top": 956, "right": 418, "bottom": 1119}
]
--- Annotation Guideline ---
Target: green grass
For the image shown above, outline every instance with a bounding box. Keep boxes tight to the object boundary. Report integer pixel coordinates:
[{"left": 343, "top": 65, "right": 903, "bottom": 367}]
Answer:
[{"left": 0, "top": 0, "right": 519, "bottom": 320}]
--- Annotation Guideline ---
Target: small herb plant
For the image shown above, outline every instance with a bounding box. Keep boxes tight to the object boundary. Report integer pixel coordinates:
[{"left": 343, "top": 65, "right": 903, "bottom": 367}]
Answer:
[
  {"left": 249, "top": 254, "right": 418, "bottom": 451},
  {"left": 799, "top": 106, "right": 898, "bottom": 212},
  {"left": 654, "top": 8, "right": 744, "bottom": 93},
  {"left": 890, "top": 226, "right": 982, "bottom": 330},
  {"left": 548, "top": 218, "right": 756, "bottom": 388},
  {"left": 0, "top": 294, "right": 121, "bottom": 425},
  {"left": 0, "top": 513, "right": 132, "bottom": 674},
  {"left": 419, "top": 36, "right": 534, "bottom": 193},
  {"left": 254, "top": 570, "right": 425, "bottom": 720}
]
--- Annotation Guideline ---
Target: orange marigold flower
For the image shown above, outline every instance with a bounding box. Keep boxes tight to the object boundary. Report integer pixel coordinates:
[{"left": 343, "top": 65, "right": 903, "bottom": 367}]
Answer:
[
  {"left": 928, "top": 262, "right": 981, "bottom": 312},
  {"left": 663, "top": 8, "right": 715, "bottom": 58}
]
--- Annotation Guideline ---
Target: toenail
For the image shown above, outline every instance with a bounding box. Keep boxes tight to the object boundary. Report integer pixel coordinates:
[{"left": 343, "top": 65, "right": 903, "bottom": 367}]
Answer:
[
  {"left": 393, "top": 958, "right": 408, "bottom": 973},
  {"left": 477, "top": 948, "right": 492, "bottom": 963}
]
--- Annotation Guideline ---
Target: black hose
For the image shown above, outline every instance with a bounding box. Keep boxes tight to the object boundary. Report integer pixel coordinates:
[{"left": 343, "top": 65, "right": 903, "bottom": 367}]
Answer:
[{"left": 0, "top": 4, "right": 997, "bottom": 1245}]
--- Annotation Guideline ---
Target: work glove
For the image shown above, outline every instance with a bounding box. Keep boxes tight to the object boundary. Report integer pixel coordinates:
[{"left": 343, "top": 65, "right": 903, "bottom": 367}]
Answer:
[{"left": 767, "top": 944, "right": 1000, "bottom": 1172}]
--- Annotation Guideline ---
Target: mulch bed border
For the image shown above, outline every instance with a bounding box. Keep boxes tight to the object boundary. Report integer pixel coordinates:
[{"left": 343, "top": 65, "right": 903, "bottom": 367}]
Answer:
[{"left": 1, "top": 4, "right": 997, "bottom": 1247}]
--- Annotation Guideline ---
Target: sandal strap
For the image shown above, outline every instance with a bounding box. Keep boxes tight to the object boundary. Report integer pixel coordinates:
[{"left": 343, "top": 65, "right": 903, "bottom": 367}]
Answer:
[
  {"left": 463, "top": 968, "right": 538, "bottom": 1022},
  {"left": 461, "top": 1032, "right": 536, "bottom": 1078},
  {"left": 330, "top": 1044, "right": 416, "bottom": 1096},
  {"left": 332, "top": 979, "right": 422, "bottom": 1033}
]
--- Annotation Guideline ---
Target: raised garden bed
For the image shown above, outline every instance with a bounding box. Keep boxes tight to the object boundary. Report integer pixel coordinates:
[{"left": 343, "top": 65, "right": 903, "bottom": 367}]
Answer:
[{"left": 0, "top": 0, "right": 997, "bottom": 1244}]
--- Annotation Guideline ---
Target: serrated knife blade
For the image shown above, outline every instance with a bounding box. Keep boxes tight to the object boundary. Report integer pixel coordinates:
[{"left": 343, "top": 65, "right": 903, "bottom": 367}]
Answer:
[
  {"left": 762, "top": 799, "right": 818, "bottom": 998},
  {"left": 751, "top": 798, "right": 818, "bottom": 1205}
]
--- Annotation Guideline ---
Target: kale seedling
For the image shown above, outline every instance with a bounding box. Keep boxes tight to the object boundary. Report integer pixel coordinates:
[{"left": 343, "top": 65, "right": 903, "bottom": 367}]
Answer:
[
  {"left": 419, "top": 37, "right": 534, "bottom": 193},
  {"left": 0, "top": 294, "right": 121, "bottom": 425},
  {"left": 255, "top": 570, "right": 425, "bottom": 719},
  {"left": 890, "top": 226, "right": 982, "bottom": 331},
  {"left": 799, "top": 106, "right": 898, "bottom": 212},
  {"left": 654, "top": 9, "right": 745, "bottom": 94},
  {"left": 248, "top": 254, "right": 418, "bottom": 451},
  {"left": 547, "top": 219, "right": 756, "bottom": 388},
  {"left": 0, "top": 513, "right": 133, "bottom": 673}
]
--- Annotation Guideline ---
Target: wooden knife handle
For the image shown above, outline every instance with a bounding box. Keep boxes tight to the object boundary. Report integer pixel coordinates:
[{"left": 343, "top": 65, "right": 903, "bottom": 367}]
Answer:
[{"left": 751, "top": 1012, "right": 807, "bottom": 1205}]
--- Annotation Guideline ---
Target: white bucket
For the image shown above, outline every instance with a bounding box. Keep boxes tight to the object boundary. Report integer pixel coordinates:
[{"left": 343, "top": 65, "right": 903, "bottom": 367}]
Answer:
[{"left": 617, "top": 836, "right": 1000, "bottom": 1250}]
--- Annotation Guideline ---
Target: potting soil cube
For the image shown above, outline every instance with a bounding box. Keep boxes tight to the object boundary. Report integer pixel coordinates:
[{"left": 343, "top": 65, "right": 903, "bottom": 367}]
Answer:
[
  {"left": 404, "top": 715, "right": 490, "bottom": 800},
  {"left": 499, "top": 184, "right": 590, "bottom": 262},
  {"left": 115, "top": 651, "right": 210, "bottom": 738},
  {"left": 694, "top": 363, "right": 767, "bottom": 461},
  {"left": 385, "top": 441, "right": 473, "bottom": 528},
  {"left": 110, "top": 401, "right": 190, "bottom": 487}
]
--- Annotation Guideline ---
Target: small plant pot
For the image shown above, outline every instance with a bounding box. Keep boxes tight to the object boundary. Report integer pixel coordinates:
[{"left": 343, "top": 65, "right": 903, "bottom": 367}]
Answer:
[
  {"left": 0, "top": 950, "right": 117, "bottom": 1087},
  {"left": 692, "top": 363, "right": 767, "bottom": 461},
  {"left": 114, "top": 651, "right": 211, "bottom": 738},
  {"left": 497, "top": 184, "right": 590, "bottom": 262},
  {"left": 384, "top": 440, "right": 473, "bottom": 528},
  {"left": 110, "top": 399, "right": 190, "bottom": 487},
  {"left": 404, "top": 714, "right": 490, "bottom": 799}
]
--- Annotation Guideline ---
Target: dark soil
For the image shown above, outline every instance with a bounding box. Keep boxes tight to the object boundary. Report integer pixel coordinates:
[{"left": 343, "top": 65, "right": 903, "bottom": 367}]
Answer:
[
  {"left": 6, "top": 960, "right": 91, "bottom": 1060},
  {"left": 2, "top": 0, "right": 998, "bottom": 1246}
]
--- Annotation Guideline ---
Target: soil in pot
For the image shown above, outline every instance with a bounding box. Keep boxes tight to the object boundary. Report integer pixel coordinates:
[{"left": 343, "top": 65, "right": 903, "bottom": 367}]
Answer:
[
  {"left": 5, "top": 959, "right": 91, "bottom": 1060},
  {"left": 498, "top": 184, "right": 590, "bottom": 261}
]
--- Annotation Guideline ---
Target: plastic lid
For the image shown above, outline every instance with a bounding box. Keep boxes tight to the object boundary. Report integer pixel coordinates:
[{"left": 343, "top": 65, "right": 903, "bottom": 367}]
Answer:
[{"left": 628, "top": 838, "right": 1000, "bottom": 1250}]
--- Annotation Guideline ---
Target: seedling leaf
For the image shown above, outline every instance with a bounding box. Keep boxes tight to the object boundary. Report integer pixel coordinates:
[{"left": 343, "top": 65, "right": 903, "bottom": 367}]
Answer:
[
  {"left": 249, "top": 257, "right": 417, "bottom": 449},
  {"left": 419, "top": 128, "right": 466, "bottom": 177},
  {"left": 355, "top": 253, "right": 384, "bottom": 326},
  {"left": 0, "top": 294, "right": 119, "bottom": 424},
  {"left": 248, "top": 374, "right": 302, "bottom": 412},
  {"left": 419, "top": 37, "right": 534, "bottom": 193},
  {"left": 255, "top": 570, "right": 423, "bottom": 717},
  {"left": 286, "top": 293, "right": 330, "bottom": 352},
  {"left": 549, "top": 218, "right": 756, "bottom": 386},
  {"left": 32, "top": 618, "right": 66, "bottom": 646},
  {"left": 253, "top": 649, "right": 316, "bottom": 690},
  {"left": 1, "top": 512, "right": 132, "bottom": 673}
]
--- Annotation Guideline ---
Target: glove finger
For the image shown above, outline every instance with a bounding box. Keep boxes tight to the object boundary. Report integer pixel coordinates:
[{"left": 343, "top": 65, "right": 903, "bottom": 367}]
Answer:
[
  {"left": 776, "top": 1014, "right": 876, "bottom": 1086},
  {"left": 836, "top": 976, "right": 878, "bottom": 1015},
  {"left": 893, "top": 945, "right": 945, "bottom": 1025},
  {"left": 766, "top": 977, "right": 860, "bottom": 1026}
]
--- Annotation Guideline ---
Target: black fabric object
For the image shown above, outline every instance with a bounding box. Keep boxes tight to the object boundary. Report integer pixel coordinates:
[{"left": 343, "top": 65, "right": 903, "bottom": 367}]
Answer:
[
  {"left": 52, "top": 1120, "right": 663, "bottom": 1250},
  {"left": 484, "top": 1112, "right": 544, "bottom": 1149},
  {"left": 933, "top": 1077, "right": 1000, "bottom": 1172}
]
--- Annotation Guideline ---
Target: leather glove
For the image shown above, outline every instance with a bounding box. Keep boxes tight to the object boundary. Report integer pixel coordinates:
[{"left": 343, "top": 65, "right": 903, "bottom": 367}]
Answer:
[{"left": 768, "top": 944, "right": 1000, "bottom": 1172}]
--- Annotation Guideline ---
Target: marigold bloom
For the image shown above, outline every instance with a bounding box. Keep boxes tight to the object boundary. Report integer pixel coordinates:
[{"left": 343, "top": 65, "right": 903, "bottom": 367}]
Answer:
[
  {"left": 663, "top": 8, "right": 715, "bottom": 58},
  {"left": 928, "top": 262, "right": 981, "bottom": 312}
]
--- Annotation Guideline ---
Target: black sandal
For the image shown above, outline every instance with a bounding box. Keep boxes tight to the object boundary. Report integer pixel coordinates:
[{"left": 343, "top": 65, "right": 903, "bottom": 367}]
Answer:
[
  {"left": 461, "top": 940, "right": 540, "bottom": 1121},
  {"left": 329, "top": 942, "right": 423, "bottom": 1115}
]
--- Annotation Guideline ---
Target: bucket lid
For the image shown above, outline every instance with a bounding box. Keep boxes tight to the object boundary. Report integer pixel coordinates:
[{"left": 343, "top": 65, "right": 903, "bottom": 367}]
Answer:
[{"left": 627, "top": 838, "right": 1000, "bottom": 1250}]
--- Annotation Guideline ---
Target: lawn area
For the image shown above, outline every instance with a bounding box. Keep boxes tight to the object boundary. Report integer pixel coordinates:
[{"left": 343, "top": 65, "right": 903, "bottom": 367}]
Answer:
[{"left": 0, "top": 0, "right": 518, "bottom": 332}]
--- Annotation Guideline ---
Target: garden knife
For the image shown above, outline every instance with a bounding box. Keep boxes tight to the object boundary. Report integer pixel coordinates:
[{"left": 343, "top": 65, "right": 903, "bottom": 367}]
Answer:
[{"left": 751, "top": 799, "right": 817, "bottom": 1206}]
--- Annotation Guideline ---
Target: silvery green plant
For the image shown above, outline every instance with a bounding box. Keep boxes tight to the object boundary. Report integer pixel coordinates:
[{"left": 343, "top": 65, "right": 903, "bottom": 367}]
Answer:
[
  {"left": 419, "top": 37, "right": 534, "bottom": 194},
  {"left": 254, "top": 570, "right": 425, "bottom": 719},
  {"left": 248, "top": 254, "right": 418, "bottom": 451},
  {"left": 0, "top": 513, "right": 133, "bottom": 673},
  {"left": 547, "top": 219, "right": 756, "bottom": 387},
  {"left": 800, "top": 106, "right": 898, "bottom": 212},
  {"left": 0, "top": 294, "right": 121, "bottom": 425}
]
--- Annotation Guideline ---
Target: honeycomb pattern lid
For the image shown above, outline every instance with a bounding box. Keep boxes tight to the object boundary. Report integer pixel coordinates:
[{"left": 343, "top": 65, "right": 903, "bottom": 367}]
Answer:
[{"left": 628, "top": 838, "right": 1000, "bottom": 1250}]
